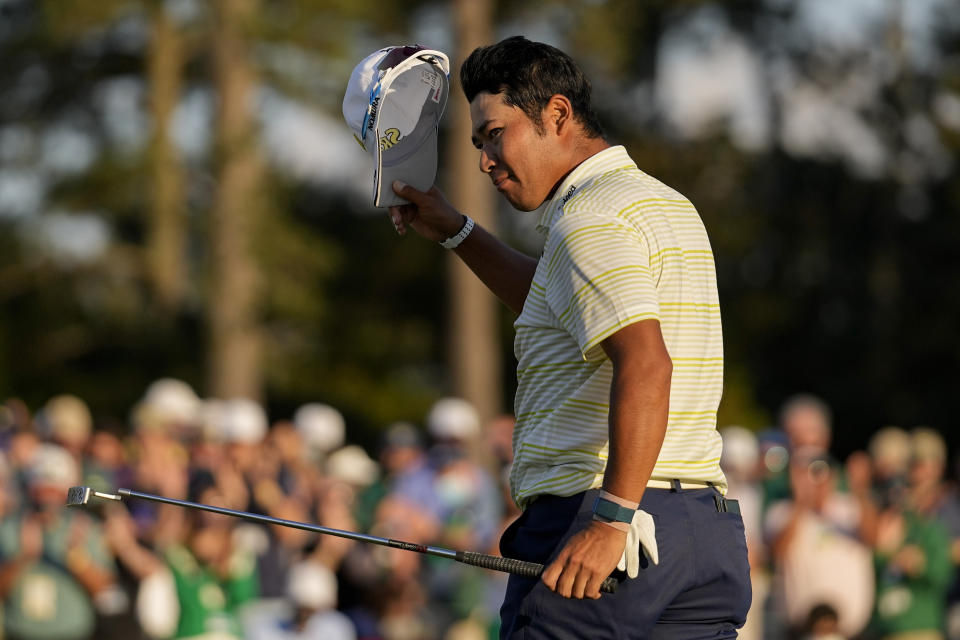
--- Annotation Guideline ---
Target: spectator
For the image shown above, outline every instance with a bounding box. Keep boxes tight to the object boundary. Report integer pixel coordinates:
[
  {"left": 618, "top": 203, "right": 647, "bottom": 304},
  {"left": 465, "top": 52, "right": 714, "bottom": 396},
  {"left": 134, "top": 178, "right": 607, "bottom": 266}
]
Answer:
[
  {"left": 128, "top": 384, "right": 196, "bottom": 551},
  {"left": 159, "top": 474, "right": 259, "bottom": 639},
  {"left": 425, "top": 398, "right": 502, "bottom": 552},
  {"left": 869, "top": 427, "right": 912, "bottom": 507},
  {"left": 339, "top": 494, "right": 442, "bottom": 639},
  {"left": 34, "top": 394, "right": 92, "bottom": 458},
  {"left": 85, "top": 429, "right": 135, "bottom": 496},
  {"left": 870, "top": 428, "right": 954, "bottom": 640},
  {"left": 765, "top": 449, "right": 874, "bottom": 638},
  {"left": 0, "top": 444, "right": 119, "bottom": 640},
  {"left": 420, "top": 399, "right": 503, "bottom": 636},
  {"left": 246, "top": 560, "right": 357, "bottom": 640},
  {"left": 293, "top": 404, "right": 346, "bottom": 465},
  {"left": 253, "top": 495, "right": 315, "bottom": 600},
  {"left": 355, "top": 421, "right": 432, "bottom": 533},
  {"left": 781, "top": 394, "right": 833, "bottom": 456},
  {"left": 316, "top": 445, "right": 377, "bottom": 569},
  {"left": 764, "top": 394, "right": 834, "bottom": 509},
  {"left": 139, "top": 378, "right": 204, "bottom": 443}
]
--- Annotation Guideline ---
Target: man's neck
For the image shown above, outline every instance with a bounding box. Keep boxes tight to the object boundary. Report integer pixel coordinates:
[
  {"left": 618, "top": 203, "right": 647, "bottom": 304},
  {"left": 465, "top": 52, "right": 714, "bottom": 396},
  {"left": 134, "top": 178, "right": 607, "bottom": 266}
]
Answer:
[{"left": 546, "top": 137, "right": 612, "bottom": 201}]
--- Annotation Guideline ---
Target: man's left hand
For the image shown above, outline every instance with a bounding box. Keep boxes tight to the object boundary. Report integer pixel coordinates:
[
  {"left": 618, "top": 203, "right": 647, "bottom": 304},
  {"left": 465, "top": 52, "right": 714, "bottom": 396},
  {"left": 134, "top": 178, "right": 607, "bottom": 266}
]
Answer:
[{"left": 541, "top": 520, "right": 626, "bottom": 599}]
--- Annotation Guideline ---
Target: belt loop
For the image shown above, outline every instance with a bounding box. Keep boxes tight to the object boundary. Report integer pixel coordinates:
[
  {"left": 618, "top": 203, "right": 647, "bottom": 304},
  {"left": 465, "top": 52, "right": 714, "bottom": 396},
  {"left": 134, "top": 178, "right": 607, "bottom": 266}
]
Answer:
[
  {"left": 714, "top": 494, "right": 728, "bottom": 512},
  {"left": 670, "top": 479, "right": 682, "bottom": 493}
]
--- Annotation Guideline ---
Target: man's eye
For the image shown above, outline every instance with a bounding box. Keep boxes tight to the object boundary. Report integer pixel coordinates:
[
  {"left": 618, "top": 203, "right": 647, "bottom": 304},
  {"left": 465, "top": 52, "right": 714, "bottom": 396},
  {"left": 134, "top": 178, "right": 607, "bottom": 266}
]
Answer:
[{"left": 489, "top": 128, "right": 502, "bottom": 138}]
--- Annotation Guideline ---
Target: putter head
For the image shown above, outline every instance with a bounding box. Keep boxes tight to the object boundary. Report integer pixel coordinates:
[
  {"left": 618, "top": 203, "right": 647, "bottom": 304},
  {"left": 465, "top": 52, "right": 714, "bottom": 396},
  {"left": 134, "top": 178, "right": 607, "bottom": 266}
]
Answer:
[{"left": 66, "top": 486, "right": 93, "bottom": 507}]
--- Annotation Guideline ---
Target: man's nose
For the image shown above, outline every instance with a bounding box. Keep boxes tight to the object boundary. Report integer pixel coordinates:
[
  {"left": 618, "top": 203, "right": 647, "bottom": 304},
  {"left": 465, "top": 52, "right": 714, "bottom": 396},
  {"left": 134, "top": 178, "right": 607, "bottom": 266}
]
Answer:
[{"left": 479, "top": 146, "right": 496, "bottom": 174}]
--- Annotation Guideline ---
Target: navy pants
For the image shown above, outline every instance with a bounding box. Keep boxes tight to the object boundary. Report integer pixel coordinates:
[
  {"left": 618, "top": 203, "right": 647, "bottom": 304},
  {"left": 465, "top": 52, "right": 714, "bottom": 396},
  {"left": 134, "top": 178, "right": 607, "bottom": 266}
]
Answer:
[{"left": 499, "top": 487, "right": 752, "bottom": 639}]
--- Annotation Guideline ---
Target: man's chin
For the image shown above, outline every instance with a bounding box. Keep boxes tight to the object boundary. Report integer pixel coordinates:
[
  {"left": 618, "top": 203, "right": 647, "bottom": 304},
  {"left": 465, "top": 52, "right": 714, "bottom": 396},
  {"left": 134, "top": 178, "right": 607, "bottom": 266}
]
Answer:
[{"left": 502, "top": 192, "right": 543, "bottom": 213}]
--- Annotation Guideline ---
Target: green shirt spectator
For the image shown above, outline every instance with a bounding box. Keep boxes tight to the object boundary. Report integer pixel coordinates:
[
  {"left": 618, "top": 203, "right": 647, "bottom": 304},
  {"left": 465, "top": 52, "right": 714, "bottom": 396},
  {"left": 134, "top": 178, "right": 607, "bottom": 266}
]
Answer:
[
  {"left": 165, "top": 542, "right": 258, "bottom": 639},
  {"left": 873, "top": 510, "right": 954, "bottom": 637}
]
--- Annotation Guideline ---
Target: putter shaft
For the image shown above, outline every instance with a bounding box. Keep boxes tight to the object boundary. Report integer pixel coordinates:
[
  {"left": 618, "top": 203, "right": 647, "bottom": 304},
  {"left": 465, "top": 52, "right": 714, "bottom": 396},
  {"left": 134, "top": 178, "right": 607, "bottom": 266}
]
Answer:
[
  {"left": 117, "top": 488, "right": 458, "bottom": 559},
  {"left": 67, "top": 486, "right": 618, "bottom": 593}
]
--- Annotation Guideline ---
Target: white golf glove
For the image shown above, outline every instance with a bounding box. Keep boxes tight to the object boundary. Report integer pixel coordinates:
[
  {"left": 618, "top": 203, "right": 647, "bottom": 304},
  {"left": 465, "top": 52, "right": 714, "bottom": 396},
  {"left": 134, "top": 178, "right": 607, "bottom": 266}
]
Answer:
[{"left": 617, "top": 508, "right": 658, "bottom": 577}]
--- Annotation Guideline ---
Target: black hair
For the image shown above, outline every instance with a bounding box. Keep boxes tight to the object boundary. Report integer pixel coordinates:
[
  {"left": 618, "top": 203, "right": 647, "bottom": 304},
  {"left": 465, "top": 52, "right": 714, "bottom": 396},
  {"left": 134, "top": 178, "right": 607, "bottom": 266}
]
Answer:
[{"left": 460, "top": 35, "right": 604, "bottom": 138}]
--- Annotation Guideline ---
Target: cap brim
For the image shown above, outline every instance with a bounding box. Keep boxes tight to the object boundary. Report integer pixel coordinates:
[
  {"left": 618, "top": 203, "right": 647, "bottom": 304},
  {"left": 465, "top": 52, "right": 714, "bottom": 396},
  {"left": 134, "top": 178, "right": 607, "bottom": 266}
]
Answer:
[{"left": 374, "top": 124, "right": 439, "bottom": 207}]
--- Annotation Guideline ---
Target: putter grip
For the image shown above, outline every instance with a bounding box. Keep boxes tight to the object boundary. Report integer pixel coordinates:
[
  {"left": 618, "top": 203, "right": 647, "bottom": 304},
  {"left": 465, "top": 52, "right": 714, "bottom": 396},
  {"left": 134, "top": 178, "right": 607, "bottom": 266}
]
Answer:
[{"left": 456, "top": 551, "right": 618, "bottom": 594}]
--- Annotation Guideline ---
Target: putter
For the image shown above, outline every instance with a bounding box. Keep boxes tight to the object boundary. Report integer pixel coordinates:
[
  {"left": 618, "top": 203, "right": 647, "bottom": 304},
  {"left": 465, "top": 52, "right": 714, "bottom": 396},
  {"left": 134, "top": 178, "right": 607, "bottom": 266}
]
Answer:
[{"left": 67, "top": 486, "right": 618, "bottom": 594}]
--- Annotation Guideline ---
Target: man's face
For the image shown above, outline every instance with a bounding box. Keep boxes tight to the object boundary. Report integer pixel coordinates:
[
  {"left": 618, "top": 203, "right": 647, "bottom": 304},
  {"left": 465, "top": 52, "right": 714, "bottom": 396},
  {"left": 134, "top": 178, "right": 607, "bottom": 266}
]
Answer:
[{"left": 470, "top": 91, "right": 559, "bottom": 212}]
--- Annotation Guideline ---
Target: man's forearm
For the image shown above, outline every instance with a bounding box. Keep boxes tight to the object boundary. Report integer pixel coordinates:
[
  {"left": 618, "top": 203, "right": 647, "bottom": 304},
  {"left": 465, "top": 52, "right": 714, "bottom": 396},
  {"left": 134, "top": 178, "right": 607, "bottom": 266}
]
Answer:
[
  {"left": 600, "top": 320, "right": 672, "bottom": 504},
  {"left": 452, "top": 221, "right": 537, "bottom": 315}
]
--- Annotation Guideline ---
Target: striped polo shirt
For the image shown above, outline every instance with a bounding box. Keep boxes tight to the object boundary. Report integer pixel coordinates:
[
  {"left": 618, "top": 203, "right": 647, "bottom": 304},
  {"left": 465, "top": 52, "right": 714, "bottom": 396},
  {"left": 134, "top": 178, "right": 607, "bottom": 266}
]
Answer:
[{"left": 511, "top": 145, "right": 726, "bottom": 509}]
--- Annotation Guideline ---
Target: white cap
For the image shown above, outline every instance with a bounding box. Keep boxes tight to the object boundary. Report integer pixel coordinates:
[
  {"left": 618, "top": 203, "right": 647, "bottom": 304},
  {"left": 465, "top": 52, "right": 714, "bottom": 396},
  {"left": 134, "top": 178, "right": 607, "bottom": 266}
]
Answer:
[
  {"left": 198, "top": 398, "right": 227, "bottom": 442},
  {"left": 28, "top": 443, "right": 79, "bottom": 487},
  {"left": 427, "top": 397, "right": 480, "bottom": 441},
  {"left": 218, "top": 398, "right": 268, "bottom": 444},
  {"left": 326, "top": 445, "right": 379, "bottom": 487},
  {"left": 719, "top": 426, "right": 759, "bottom": 476},
  {"left": 293, "top": 403, "right": 345, "bottom": 455},
  {"left": 36, "top": 394, "right": 92, "bottom": 444},
  {"left": 342, "top": 45, "right": 450, "bottom": 208},
  {"left": 142, "top": 378, "right": 201, "bottom": 425},
  {"left": 287, "top": 561, "right": 337, "bottom": 611}
]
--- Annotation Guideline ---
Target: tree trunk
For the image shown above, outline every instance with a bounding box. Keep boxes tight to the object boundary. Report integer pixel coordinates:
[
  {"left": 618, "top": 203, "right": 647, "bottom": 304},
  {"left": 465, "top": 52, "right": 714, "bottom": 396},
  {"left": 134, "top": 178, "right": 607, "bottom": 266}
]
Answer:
[
  {"left": 146, "top": 1, "right": 185, "bottom": 310},
  {"left": 207, "top": 0, "right": 264, "bottom": 400},
  {"left": 445, "top": 0, "right": 501, "bottom": 423}
]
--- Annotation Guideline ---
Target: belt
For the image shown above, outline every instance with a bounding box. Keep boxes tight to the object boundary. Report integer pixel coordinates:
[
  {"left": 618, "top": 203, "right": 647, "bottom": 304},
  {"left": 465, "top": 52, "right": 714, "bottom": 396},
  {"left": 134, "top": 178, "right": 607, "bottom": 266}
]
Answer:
[
  {"left": 646, "top": 478, "right": 740, "bottom": 514},
  {"left": 646, "top": 479, "right": 714, "bottom": 490}
]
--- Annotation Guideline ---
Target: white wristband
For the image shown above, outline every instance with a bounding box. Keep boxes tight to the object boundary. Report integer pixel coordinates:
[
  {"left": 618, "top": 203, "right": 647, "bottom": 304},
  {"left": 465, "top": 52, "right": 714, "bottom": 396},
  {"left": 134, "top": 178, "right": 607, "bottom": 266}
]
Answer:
[{"left": 440, "top": 215, "right": 475, "bottom": 249}]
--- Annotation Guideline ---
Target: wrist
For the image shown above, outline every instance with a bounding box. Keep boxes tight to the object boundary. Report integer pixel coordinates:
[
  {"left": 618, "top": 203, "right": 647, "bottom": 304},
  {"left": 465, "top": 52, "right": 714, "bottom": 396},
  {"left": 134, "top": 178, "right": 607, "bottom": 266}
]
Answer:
[
  {"left": 592, "top": 491, "right": 638, "bottom": 529},
  {"left": 598, "top": 489, "right": 640, "bottom": 510},
  {"left": 439, "top": 214, "right": 474, "bottom": 249},
  {"left": 592, "top": 514, "right": 630, "bottom": 533}
]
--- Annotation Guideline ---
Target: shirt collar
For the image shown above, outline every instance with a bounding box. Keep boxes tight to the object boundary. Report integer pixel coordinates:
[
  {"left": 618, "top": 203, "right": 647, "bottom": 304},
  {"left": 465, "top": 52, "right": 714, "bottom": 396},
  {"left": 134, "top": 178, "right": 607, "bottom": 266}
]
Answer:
[{"left": 535, "top": 145, "right": 633, "bottom": 234}]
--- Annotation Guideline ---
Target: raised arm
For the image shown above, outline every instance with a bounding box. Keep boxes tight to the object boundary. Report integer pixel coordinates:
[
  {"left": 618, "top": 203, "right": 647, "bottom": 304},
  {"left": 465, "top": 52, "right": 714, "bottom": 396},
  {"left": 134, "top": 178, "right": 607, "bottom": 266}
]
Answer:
[{"left": 389, "top": 181, "right": 537, "bottom": 315}]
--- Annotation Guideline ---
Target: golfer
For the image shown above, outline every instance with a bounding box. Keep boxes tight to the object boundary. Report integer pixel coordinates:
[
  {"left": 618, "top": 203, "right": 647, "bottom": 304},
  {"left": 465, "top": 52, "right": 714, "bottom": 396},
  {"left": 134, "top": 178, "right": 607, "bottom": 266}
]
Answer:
[{"left": 388, "top": 36, "right": 751, "bottom": 639}]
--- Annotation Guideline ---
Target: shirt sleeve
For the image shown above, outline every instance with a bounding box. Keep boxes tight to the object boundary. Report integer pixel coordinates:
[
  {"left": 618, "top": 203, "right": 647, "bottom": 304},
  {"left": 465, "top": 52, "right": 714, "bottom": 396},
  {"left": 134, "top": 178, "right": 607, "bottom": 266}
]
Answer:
[{"left": 543, "top": 212, "right": 660, "bottom": 361}]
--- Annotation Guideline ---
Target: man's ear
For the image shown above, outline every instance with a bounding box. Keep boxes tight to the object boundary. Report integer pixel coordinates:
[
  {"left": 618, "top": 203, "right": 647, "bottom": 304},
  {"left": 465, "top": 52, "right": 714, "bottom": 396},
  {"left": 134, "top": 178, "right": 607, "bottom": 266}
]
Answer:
[{"left": 544, "top": 94, "right": 574, "bottom": 135}]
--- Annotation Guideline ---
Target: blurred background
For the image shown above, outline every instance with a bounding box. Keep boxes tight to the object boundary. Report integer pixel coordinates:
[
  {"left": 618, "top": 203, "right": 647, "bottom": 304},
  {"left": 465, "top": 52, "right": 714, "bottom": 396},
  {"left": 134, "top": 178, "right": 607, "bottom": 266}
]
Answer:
[{"left": 1, "top": 0, "right": 959, "bottom": 639}]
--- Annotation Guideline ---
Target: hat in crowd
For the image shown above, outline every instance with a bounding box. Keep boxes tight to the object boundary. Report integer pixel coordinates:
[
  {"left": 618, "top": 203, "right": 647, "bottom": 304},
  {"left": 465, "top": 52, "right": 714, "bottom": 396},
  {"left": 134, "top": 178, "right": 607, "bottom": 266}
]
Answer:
[
  {"left": 197, "top": 398, "right": 227, "bottom": 443},
  {"left": 294, "top": 403, "right": 346, "bottom": 455},
  {"left": 868, "top": 426, "right": 911, "bottom": 474},
  {"left": 35, "top": 394, "right": 92, "bottom": 445},
  {"left": 326, "top": 445, "right": 379, "bottom": 487},
  {"left": 911, "top": 427, "right": 946, "bottom": 464},
  {"left": 144, "top": 378, "right": 201, "bottom": 423},
  {"left": 719, "top": 426, "right": 758, "bottom": 476},
  {"left": 217, "top": 398, "right": 268, "bottom": 444},
  {"left": 28, "top": 443, "right": 79, "bottom": 488},
  {"left": 133, "top": 378, "right": 201, "bottom": 435},
  {"left": 382, "top": 421, "right": 423, "bottom": 451},
  {"left": 287, "top": 560, "right": 338, "bottom": 611},
  {"left": 343, "top": 45, "right": 450, "bottom": 207},
  {"left": 427, "top": 397, "right": 480, "bottom": 442}
]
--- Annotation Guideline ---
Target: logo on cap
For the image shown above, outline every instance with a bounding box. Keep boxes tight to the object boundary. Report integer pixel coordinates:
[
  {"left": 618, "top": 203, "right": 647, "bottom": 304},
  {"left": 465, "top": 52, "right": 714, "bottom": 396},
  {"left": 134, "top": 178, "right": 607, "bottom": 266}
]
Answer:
[{"left": 380, "top": 128, "right": 402, "bottom": 151}]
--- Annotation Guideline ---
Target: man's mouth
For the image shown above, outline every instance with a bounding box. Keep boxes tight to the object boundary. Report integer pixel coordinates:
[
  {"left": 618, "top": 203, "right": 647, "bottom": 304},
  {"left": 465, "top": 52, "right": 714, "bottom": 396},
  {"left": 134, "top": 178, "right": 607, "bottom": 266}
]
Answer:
[{"left": 492, "top": 175, "right": 511, "bottom": 190}]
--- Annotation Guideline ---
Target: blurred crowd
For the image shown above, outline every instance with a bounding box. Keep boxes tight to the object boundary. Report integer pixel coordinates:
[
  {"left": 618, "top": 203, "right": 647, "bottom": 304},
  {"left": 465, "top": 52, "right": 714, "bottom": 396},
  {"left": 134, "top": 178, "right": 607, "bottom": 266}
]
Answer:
[
  {"left": 0, "top": 384, "right": 957, "bottom": 640},
  {"left": 726, "top": 395, "right": 960, "bottom": 640},
  {"left": 0, "top": 381, "right": 515, "bottom": 640}
]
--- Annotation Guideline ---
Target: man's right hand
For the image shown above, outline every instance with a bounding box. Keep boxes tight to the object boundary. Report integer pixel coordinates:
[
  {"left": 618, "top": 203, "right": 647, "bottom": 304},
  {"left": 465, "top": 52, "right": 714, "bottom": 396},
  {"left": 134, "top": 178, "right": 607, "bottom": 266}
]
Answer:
[{"left": 388, "top": 181, "right": 466, "bottom": 243}]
